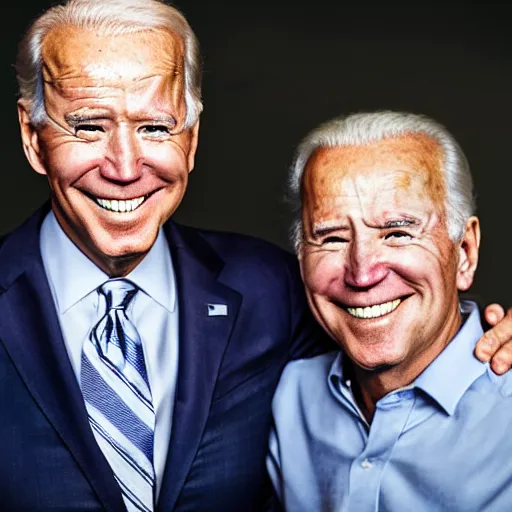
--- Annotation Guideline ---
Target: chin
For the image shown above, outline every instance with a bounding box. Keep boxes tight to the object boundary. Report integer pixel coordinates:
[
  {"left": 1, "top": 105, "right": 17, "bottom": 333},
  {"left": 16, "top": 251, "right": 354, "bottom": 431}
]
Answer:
[
  {"left": 355, "top": 357, "right": 402, "bottom": 373},
  {"left": 348, "top": 340, "right": 406, "bottom": 372},
  {"left": 89, "top": 230, "right": 158, "bottom": 262},
  {"left": 101, "top": 239, "right": 153, "bottom": 259}
]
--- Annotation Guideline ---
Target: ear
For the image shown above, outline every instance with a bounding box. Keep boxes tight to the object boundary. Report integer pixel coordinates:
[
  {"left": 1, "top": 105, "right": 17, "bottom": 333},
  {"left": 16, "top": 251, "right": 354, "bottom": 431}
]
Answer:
[
  {"left": 17, "top": 100, "right": 47, "bottom": 176},
  {"left": 186, "top": 119, "right": 200, "bottom": 172},
  {"left": 456, "top": 216, "right": 480, "bottom": 291}
]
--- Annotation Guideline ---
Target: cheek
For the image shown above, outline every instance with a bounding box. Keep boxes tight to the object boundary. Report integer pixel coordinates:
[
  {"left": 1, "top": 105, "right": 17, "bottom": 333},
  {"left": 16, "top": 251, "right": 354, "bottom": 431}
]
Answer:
[
  {"left": 302, "top": 254, "right": 343, "bottom": 296},
  {"left": 44, "top": 140, "right": 191, "bottom": 184},
  {"left": 143, "top": 142, "right": 190, "bottom": 177},
  {"left": 44, "top": 143, "right": 104, "bottom": 184},
  {"left": 392, "top": 250, "right": 429, "bottom": 276},
  {"left": 393, "top": 246, "right": 454, "bottom": 286}
]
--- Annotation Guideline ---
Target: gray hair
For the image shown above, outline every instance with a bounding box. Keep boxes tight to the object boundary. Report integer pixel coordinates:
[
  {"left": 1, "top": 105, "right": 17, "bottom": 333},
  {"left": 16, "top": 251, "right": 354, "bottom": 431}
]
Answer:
[
  {"left": 15, "top": 0, "right": 202, "bottom": 129},
  {"left": 288, "top": 111, "right": 475, "bottom": 250}
]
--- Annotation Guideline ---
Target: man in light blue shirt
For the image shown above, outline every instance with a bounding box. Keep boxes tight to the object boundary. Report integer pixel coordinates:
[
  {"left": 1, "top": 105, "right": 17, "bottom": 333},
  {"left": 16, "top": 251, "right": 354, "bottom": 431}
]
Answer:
[{"left": 268, "top": 111, "right": 512, "bottom": 510}]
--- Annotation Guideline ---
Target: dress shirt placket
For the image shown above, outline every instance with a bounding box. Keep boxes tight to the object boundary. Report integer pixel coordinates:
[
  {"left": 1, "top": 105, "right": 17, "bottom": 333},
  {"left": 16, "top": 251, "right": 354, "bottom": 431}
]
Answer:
[
  {"left": 345, "top": 389, "right": 416, "bottom": 512},
  {"left": 334, "top": 378, "right": 370, "bottom": 426}
]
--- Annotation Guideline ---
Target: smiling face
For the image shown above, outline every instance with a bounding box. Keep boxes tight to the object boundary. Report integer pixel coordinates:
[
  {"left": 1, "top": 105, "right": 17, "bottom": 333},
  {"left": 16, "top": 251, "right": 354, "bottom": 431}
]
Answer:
[
  {"left": 18, "top": 26, "right": 199, "bottom": 275},
  {"left": 299, "top": 134, "right": 480, "bottom": 377}
]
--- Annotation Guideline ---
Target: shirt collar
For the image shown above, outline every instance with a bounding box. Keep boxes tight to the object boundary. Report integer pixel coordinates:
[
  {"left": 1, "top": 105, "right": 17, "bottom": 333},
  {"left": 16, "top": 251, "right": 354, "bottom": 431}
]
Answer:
[
  {"left": 328, "top": 349, "right": 354, "bottom": 402},
  {"left": 126, "top": 228, "right": 176, "bottom": 313},
  {"left": 328, "top": 301, "right": 486, "bottom": 416},
  {"left": 414, "top": 301, "right": 486, "bottom": 415},
  {"left": 40, "top": 211, "right": 108, "bottom": 313},
  {"left": 40, "top": 211, "right": 176, "bottom": 313}
]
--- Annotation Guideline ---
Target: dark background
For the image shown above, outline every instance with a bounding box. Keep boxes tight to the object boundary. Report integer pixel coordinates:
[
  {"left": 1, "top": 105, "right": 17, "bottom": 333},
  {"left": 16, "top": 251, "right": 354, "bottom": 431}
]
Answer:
[{"left": 0, "top": 1, "right": 510, "bottom": 308}]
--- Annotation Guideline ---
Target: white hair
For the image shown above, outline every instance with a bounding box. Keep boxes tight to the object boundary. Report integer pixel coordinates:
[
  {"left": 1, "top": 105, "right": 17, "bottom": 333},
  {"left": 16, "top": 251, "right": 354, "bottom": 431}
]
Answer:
[
  {"left": 288, "top": 111, "right": 476, "bottom": 250},
  {"left": 15, "top": 0, "right": 202, "bottom": 128}
]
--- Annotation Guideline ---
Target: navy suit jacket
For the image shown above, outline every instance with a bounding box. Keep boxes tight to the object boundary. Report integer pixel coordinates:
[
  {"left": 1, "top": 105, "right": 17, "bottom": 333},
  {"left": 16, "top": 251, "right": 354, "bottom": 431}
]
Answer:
[{"left": 0, "top": 207, "right": 329, "bottom": 511}]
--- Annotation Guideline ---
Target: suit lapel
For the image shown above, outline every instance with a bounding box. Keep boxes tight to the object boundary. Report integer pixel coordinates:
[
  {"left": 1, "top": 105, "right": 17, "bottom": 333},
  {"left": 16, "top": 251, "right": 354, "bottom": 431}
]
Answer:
[
  {"left": 157, "top": 223, "right": 242, "bottom": 511},
  {"left": 0, "top": 210, "right": 125, "bottom": 512}
]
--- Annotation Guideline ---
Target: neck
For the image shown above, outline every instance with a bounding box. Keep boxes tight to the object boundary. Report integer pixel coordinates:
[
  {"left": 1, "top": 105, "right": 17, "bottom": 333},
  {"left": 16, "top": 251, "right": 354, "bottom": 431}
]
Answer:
[
  {"left": 350, "top": 309, "right": 462, "bottom": 423},
  {"left": 52, "top": 206, "right": 147, "bottom": 277},
  {"left": 98, "top": 254, "right": 145, "bottom": 278},
  {"left": 70, "top": 232, "right": 146, "bottom": 277}
]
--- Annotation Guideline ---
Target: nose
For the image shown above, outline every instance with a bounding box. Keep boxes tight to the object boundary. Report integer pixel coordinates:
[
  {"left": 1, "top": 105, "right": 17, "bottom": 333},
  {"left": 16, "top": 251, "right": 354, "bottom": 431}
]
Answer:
[
  {"left": 101, "top": 125, "right": 143, "bottom": 183},
  {"left": 344, "top": 236, "right": 389, "bottom": 289}
]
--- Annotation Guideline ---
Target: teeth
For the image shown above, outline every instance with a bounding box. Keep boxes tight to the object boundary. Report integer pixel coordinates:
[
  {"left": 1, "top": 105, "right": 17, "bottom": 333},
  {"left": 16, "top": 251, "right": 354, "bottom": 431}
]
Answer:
[
  {"left": 347, "top": 299, "right": 401, "bottom": 319},
  {"left": 96, "top": 196, "right": 146, "bottom": 212}
]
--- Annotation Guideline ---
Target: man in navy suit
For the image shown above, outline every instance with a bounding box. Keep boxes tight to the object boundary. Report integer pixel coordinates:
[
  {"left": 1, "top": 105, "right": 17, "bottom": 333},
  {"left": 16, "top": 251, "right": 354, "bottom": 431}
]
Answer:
[{"left": 0, "top": 1, "right": 510, "bottom": 510}]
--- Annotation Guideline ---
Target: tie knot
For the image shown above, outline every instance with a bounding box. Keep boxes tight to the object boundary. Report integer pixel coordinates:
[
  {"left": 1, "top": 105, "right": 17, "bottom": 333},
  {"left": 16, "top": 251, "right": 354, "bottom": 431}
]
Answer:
[{"left": 100, "top": 279, "right": 138, "bottom": 310}]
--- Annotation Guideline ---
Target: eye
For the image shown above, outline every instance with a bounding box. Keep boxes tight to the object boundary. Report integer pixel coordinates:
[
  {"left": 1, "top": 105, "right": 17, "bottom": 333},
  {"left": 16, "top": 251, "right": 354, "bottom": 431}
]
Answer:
[
  {"left": 139, "top": 124, "right": 176, "bottom": 138},
  {"left": 73, "top": 124, "right": 105, "bottom": 141},
  {"left": 323, "top": 236, "right": 348, "bottom": 244},
  {"left": 142, "top": 125, "right": 170, "bottom": 134},
  {"left": 384, "top": 231, "right": 412, "bottom": 240},
  {"left": 75, "top": 124, "right": 104, "bottom": 133}
]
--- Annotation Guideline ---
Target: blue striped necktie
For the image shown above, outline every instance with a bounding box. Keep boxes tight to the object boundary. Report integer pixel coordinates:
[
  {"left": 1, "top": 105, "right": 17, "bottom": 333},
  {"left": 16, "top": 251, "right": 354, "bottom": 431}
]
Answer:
[{"left": 81, "top": 279, "right": 155, "bottom": 512}]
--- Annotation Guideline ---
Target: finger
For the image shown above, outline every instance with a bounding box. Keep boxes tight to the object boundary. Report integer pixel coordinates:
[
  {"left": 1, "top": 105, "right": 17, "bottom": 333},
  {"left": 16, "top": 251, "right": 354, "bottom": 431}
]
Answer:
[
  {"left": 483, "top": 304, "right": 505, "bottom": 326},
  {"left": 475, "top": 307, "right": 512, "bottom": 366},
  {"left": 474, "top": 332, "right": 497, "bottom": 362},
  {"left": 490, "top": 342, "right": 512, "bottom": 375}
]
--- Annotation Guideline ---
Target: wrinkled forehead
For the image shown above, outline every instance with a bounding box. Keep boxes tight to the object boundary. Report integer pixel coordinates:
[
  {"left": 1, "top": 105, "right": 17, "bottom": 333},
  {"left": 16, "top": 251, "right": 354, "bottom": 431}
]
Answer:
[
  {"left": 303, "top": 134, "right": 445, "bottom": 208},
  {"left": 41, "top": 25, "right": 185, "bottom": 89}
]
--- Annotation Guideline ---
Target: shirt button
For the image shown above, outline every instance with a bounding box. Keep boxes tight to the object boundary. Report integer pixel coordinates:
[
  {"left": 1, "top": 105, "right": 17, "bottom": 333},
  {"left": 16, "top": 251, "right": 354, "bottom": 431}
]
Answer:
[{"left": 361, "top": 458, "right": 373, "bottom": 469}]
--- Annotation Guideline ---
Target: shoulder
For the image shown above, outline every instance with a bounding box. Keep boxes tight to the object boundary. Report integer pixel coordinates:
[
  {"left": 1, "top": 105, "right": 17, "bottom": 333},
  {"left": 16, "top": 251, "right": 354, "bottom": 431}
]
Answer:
[
  {"left": 196, "top": 226, "right": 296, "bottom": 267},
  {"left": 280, "top": 352, "right": 339, "bottom": 381},
  {"left": 484, "top": 367, "right": 512, "bottom": 398},
  {"left": 178, "top": 224, "right": 301, "bottom": 286},
  {"left": 0, "top": 206, "right": 50, "bottom": 290},
  {"left": 273, "top": 352, "right": 339, "bottom": 408}
]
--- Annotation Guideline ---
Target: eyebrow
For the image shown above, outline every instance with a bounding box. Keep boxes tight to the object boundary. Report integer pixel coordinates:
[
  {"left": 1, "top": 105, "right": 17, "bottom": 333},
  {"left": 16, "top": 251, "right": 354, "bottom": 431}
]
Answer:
[
  {"left": 64, "top": 113, "right": 178, "bottom": 127},
  {"left": 64, "top": 113, "right": 108, "bottom": 127},
  {"left": 141, "top": 116, "right": 177, "bottom": 127},
  {"left": 382, "top": 218, "right": 420, "bottom": 228},
  {"left": 311, "top": 223, "right": 350, "bottom": 238},
  {"left": 310, "top": 218, "right": 420, "bottom": 237}
]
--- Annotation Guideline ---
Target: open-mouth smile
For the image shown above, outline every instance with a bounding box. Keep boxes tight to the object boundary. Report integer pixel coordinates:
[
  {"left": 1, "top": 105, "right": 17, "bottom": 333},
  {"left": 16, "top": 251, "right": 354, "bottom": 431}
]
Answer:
[
  {"left": 346, "top": 298, "right": 402, "bottom": 319},
  {"left": 96, "top": 195, "right": 146, "bottom": 212},
  {"left": 84, "top": 190, "right": 158, "bottom": 213}
]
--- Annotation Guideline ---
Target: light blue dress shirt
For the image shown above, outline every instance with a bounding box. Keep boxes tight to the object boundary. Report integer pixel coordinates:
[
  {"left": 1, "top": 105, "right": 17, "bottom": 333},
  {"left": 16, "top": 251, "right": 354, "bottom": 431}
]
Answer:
[
  {"left": 40, "top": 211, "right": 179, "bottom": 499},
  {"left": 268, "top": 302, "right": 512, "bottom": 511}
]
